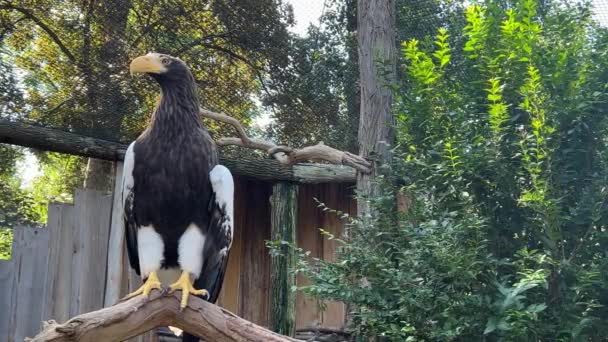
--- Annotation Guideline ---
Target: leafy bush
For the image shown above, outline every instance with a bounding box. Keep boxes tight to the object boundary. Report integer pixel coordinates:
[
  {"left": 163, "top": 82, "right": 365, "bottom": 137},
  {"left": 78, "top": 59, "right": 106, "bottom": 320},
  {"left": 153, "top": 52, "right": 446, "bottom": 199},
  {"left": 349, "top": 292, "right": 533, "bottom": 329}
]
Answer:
[
  {"left": 0, "top": 145, "right": 38, "bottom": 259},
  {"left": 284, "top": 1, "right": 608, "bottom": 340},
  {"left": 28, "top": 152, "right": 86, "bottom": 224}
]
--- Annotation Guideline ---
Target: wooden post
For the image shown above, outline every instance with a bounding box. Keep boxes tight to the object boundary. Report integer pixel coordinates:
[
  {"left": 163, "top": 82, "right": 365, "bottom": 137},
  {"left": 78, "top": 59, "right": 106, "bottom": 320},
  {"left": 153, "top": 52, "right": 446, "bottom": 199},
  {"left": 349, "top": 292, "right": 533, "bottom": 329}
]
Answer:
[
  {"left": 5, "top": 227, "right": 50, "bottom": 342},
  {"left": 104, "top": 161, "right": 125, "bottom": 307},
  {"left": 269, "top": 182, "right": 298, "bottom": 336}
]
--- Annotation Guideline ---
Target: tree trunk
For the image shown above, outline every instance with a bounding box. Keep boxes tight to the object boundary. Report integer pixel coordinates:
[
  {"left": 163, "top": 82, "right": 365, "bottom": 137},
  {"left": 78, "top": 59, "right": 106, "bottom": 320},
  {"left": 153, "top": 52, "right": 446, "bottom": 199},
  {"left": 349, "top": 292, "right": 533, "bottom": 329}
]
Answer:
[
  {"left": 83, "top": 158, "right": 114, "bottom": 192},
  {"left": 269, "top": 182, "right": 299, "bottom": 336},
  {"left": 344, "top": 0, "right": 360, "bottom": 154},
  {"left": 356, "top": 0, "right": 397, "bottom": 215}
]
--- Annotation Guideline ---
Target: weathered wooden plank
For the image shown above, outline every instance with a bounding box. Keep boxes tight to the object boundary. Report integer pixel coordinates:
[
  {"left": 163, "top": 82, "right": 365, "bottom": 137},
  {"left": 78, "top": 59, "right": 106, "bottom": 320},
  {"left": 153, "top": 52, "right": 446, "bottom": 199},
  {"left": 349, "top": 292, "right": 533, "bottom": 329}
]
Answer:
[
  {"left": 269, "top": 182, "right": 298, "bottom": 336},
  {"left": 292, "top": 164, "right": 355, "bottom": 184},
  {"left": 238, "top": 179, "right": 272, "bottom": 326},
  {"left": 73, "top": 189, "right": 113, "bottom": 314},
  {"left": 295, "top": 183, "right": 355, "bottom": 331},
  {"left": 0, "top": 259, "right": 14, "bottom": 339},
  {"left": 69, "top": 199, "right": 83, "bottom": 317},
  {"left": 105, "top": 161, "right": 125, "bottom": 307},
  {"left": 222, "top": 158, "right": 357, "bottom": 184},
  {"left": 319, "top": 184, "right": 349, "bottom": 329},
  {"left": 295, "top": 185, "right": 323, "bottom": 330},
  {"left": 7, "top": 227, "right": 50, "bottom": 342},
  {"left": 42, "top": 203, "right": 76, "bottom": 323},
  {"left": 0, "top": 120, "right": 357, "bottom": 184}
]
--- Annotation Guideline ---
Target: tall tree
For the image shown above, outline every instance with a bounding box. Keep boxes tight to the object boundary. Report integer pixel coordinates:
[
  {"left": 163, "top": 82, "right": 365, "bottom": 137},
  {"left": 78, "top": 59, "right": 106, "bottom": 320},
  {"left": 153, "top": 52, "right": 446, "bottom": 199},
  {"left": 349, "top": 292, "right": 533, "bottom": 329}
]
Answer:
[{"left": 356, "top": 0, "right": 396, "bottom": 213}]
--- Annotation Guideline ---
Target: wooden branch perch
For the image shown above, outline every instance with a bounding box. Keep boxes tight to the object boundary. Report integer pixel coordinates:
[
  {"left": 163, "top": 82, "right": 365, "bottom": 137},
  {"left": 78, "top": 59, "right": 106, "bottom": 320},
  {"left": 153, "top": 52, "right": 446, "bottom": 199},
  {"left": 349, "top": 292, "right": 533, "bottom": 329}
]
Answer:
[
  {"left": 200, "top": 108, "right": 372, "bottom": 173},
  {"left": 0, "top": 119, "right": 357, "bottom": 183},
  {"left": 28, "top": 290, "right": 300, "bottom": 342}
]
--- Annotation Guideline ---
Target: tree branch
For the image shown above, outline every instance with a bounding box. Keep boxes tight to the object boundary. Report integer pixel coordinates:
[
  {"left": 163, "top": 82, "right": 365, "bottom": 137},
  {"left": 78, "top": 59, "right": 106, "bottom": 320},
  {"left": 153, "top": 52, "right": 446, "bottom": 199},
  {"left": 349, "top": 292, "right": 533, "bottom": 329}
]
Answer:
[
  {"left": 0, "top": 1, "right": 77, "bottom": 64},
  {"left": 28, "top": 290, "right": 300, "bottom": 342},
  {"left": 200, "top": 108, "right": 252, "bottom": 145},
  {"left": 200, "top": 108, "right": 372, "bottom": 173},
  {"left": 0, "top": 119, "right": 357, "bottom": 183}
]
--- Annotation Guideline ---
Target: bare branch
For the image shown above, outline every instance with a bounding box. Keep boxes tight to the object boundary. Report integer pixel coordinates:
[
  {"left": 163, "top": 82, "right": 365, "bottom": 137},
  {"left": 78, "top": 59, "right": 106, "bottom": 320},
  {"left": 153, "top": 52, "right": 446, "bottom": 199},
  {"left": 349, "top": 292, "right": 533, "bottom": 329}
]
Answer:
[
  {"left": 28, "top": 290, "right": 300, "bottom": 342},
  {"left": 200, "top": 108, "right": 252, "bottom": 145},
  {"left": 217, "top": 136, "right": 290, "bottom": 164},
  {"left": 200, "top": 108, "right": 372, "bottom": 173},
  {"left": 0, "top": 2, "right": 77, "bottom": 64}
]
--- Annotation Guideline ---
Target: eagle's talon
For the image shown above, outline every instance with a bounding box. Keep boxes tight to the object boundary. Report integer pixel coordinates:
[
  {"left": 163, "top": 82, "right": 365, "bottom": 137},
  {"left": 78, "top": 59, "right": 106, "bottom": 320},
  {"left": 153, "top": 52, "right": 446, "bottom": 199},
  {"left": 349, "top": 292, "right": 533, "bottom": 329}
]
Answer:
[
  {"left": 125, "top": 271, "right": 162, "bottom": 299},
  {"left": 169, "top": 271, "right": 208, "bottom": 309}
]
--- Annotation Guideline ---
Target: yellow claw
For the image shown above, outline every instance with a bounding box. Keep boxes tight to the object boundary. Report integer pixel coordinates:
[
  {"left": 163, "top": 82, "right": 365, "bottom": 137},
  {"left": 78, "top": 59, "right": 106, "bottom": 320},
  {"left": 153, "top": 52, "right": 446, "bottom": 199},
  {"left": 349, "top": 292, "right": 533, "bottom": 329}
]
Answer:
[
  {"left": 125, "top": 271, "right": 162, "bottom": 299},
  {"left": 169, "top": 271, "right": 208, "bottom": 310}
]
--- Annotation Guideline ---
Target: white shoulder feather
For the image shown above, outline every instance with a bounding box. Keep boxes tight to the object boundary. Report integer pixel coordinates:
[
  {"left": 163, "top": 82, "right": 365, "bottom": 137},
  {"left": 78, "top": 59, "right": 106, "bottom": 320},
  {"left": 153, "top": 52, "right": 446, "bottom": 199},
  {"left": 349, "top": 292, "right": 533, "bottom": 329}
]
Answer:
[
  {"left": 210, "top": 164, "right": 234, "bottom": 250},
  {"left": 121, "top": 141, "right": 136, "bottom": 206}
]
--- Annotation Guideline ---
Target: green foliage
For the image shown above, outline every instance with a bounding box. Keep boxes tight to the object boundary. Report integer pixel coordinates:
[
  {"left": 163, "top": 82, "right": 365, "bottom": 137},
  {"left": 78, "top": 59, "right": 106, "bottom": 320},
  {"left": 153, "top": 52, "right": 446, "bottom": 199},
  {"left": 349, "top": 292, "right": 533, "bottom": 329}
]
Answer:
[
  {"left": 282, "top": 0, "right": 608, "bottom": 340},
  {"left": 0, "top": 144, "right": 38, "bottom": 259},
  {"left": 28, "top": 152, "right": 86, "bottom": 223},
  {"left": 264, "top": 0, "right": 360, "bottom": 151},
  {"left": 0, "top": 53, "right": 24, "bottom": 120},
  {"left": 0, "top": 229, "right": 12, "bottom": 259}
]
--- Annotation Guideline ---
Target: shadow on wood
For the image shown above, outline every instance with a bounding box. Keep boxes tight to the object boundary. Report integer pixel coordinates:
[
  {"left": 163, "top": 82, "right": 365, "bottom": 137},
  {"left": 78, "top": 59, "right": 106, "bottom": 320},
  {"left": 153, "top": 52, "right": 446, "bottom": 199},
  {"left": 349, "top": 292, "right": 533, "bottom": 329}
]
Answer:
[{"left": 28, "top": 290, "right": 300, "bottom": 342}]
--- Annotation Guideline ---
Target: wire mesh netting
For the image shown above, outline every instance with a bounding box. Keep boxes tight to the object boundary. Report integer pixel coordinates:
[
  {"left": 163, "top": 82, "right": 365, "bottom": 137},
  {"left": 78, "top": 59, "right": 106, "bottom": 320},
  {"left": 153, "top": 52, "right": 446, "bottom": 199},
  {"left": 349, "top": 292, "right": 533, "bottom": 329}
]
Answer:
[
  {"left": 0, "top": 0, "right": 295, "bottom": 142},
  {"left": 2, "top": 0, "right": 607, "bottom": 150},
  {"left": 593, "top": 0, "right": 608, "bottom": 25},
  {"left": 0, "top": 0, "right": 360, "bottom": 151}
]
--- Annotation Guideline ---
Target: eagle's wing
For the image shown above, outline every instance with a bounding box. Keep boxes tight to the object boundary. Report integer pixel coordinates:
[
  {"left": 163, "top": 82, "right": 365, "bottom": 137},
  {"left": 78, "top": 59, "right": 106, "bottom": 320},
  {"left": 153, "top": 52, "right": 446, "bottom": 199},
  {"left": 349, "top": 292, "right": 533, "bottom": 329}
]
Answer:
[
  {"left": 195, "top": 164, "right": 234, "bottom": 303},
  {"left": 122, "top": 142, "right": 141, "bottom": 275}
]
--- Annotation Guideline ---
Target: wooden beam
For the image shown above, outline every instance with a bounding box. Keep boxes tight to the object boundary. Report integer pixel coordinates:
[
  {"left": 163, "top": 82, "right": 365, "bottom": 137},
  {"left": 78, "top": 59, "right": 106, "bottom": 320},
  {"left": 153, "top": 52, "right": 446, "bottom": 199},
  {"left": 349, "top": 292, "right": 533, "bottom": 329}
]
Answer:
[
  {"left": 0, "top": 120, "right": 126, "bottom": 160},
  {"left": 269, "top": 182, "right": 298, "bottom": 336},
  {"left": 0, "top": 120, "right": 356, "bottom": 184},
  {"left": 28, "top": 291, "right": 300, "bottom": 342}
]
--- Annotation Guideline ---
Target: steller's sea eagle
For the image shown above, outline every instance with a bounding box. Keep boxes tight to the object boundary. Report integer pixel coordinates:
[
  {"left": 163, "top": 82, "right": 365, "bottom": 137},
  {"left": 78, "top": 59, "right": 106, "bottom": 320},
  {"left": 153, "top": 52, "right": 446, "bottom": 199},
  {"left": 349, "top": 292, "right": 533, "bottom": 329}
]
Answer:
[{"left": 122, "top": 53, "right": 234, "bottom": 341}]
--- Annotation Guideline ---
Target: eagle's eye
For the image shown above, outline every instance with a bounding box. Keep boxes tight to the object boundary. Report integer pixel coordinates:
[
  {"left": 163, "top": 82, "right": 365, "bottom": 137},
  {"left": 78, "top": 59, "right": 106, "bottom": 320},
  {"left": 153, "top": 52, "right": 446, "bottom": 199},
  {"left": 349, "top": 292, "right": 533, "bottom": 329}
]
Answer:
[{"left": 161, "top": 58, "right": 172, "bottom": 66}]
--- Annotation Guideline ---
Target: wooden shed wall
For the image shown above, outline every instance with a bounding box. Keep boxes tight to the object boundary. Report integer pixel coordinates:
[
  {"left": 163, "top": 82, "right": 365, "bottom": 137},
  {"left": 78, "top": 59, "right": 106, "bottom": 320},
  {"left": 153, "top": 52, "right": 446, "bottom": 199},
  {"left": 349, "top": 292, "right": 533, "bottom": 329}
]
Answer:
[
  {"left": 216, "top": 178, "right": 356, "bottom": 330},
  {"left": 216, "top": 177, "right": 273, "bottom": 325},
  {"left": 296, "top": 183, "right": 356, "bottom": 331}
]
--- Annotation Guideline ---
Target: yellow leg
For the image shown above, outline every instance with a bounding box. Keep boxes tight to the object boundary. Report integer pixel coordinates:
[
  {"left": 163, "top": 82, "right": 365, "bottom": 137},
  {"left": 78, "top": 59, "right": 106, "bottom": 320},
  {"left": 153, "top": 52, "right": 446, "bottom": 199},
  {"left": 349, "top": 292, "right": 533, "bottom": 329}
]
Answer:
[
  {"left": 125, "top": 271, "right": 162, "bottom": 299},
  {"left": 168, "top": 271, "right": 208, "bottom": 309}
]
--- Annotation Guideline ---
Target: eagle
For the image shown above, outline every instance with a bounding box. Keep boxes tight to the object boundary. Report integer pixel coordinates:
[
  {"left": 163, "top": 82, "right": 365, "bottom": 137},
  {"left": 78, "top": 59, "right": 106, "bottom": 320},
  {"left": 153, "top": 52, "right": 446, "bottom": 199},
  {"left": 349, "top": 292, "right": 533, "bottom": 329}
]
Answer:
[{"left": 122, "top": 53, "right": 234, "bottom": 340}]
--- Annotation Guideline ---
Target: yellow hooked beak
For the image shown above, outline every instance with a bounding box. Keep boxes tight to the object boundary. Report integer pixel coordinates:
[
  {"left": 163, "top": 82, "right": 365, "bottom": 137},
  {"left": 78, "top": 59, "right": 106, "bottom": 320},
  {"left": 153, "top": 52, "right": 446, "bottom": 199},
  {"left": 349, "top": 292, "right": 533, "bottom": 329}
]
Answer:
[{"left": 129, "top": 53, "right": 166, "bottom": 75}]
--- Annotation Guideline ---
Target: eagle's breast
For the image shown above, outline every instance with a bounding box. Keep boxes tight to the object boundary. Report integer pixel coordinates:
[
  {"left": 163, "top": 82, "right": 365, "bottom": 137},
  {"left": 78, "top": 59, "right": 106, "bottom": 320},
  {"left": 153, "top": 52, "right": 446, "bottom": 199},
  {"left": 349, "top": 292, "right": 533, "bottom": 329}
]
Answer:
[{"left": 131, "top": 126, "right": 218, "bottom": 267}]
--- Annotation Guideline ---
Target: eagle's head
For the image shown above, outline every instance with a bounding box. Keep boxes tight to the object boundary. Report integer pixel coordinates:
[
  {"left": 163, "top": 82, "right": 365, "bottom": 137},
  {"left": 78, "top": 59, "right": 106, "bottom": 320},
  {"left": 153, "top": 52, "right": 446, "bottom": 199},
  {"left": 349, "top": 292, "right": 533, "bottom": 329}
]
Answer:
[{"left": 129, "top": 53, "right": 195, "bottom": 87}]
